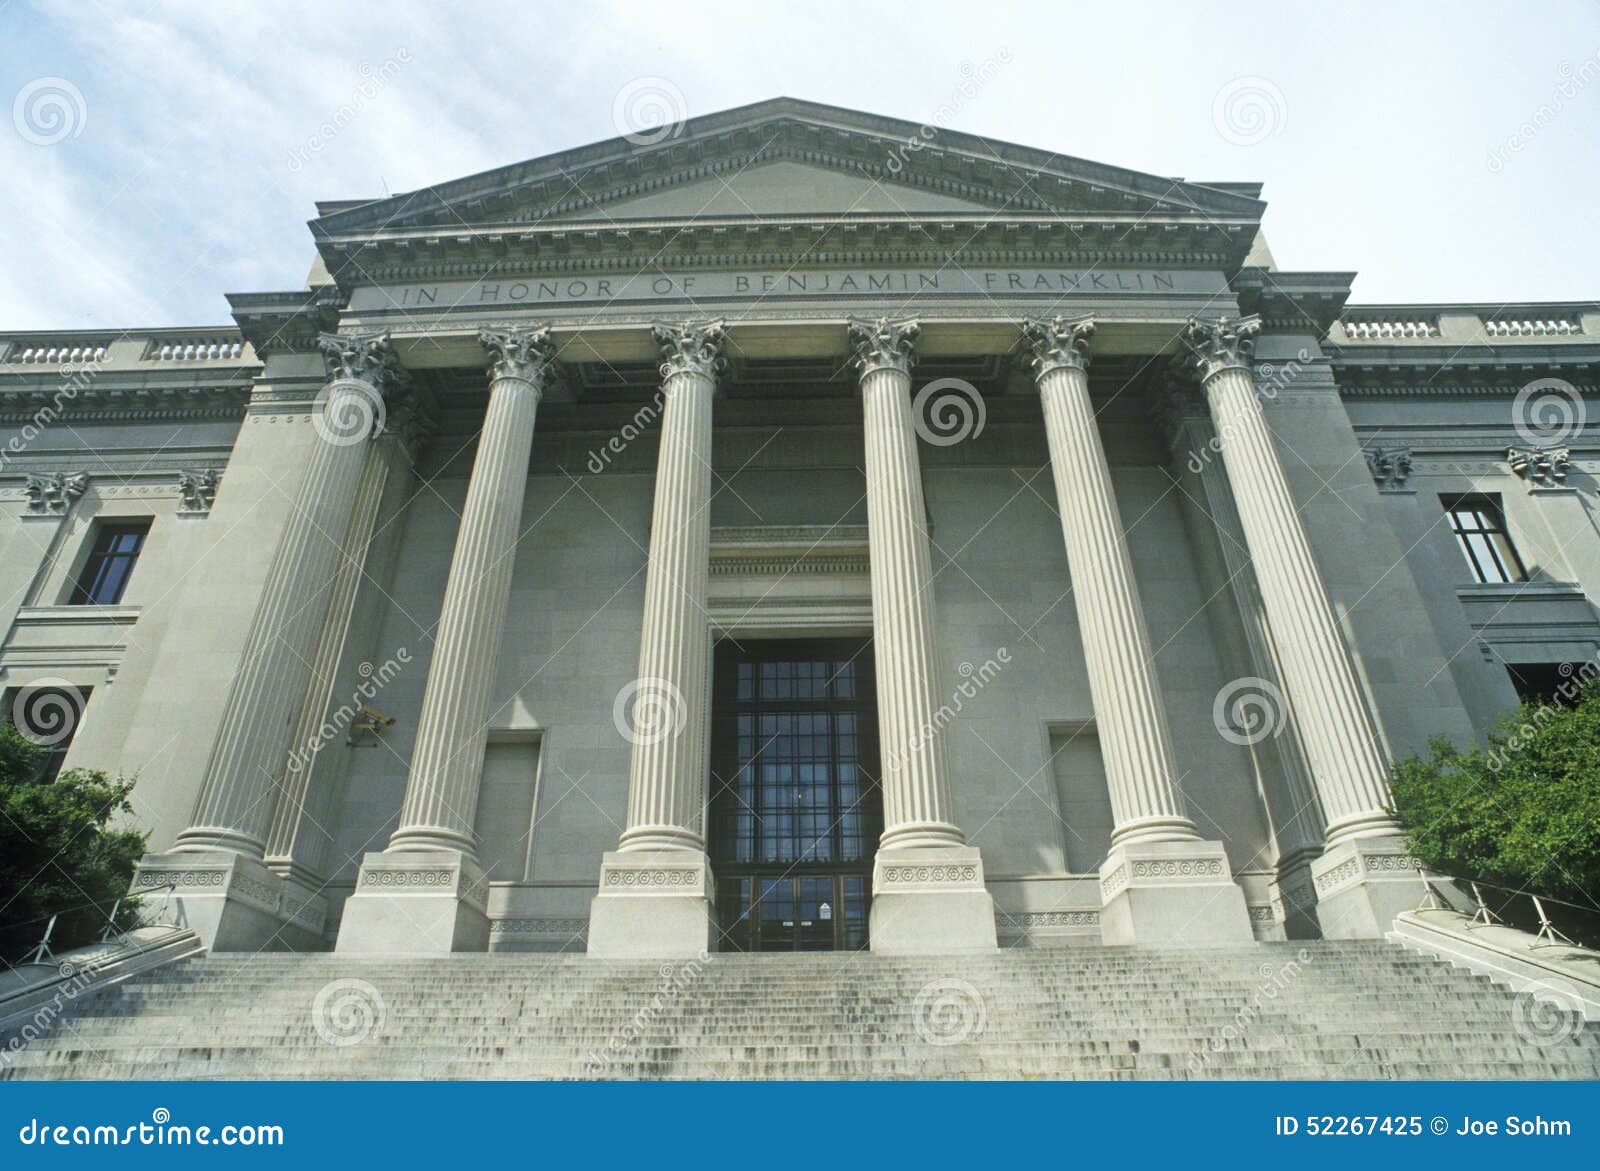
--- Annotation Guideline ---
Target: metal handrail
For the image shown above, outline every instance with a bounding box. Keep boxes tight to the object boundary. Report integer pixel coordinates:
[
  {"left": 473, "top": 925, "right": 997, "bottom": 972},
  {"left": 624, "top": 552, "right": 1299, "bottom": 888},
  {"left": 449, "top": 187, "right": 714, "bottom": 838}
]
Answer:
[
  {"left": 13, "top": 882, "right": 185, "bottom": 969},
  {"left": 1414, "top": 863, "right": 1597, "bottom": 951}
]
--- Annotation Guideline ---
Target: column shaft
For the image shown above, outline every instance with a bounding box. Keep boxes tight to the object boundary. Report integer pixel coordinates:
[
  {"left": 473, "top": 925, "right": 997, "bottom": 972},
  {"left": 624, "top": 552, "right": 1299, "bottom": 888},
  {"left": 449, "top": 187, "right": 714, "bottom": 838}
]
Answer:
[
  {"left": 390, "top": 328, "right": 555, "bottom": 854},
  {"left": 175, "top": 372, "right": 392, "bottom": 857},
  {"left": 855, "top": 326, "right": 964, "bottom": 849},
  {"left": 265, "top": 440, "right": 396, "bottom": 870},
  {"left": 618, "top": 326, "right": 720, "bottom": 851},
  {"left": 1030, "top": 342, "right": 1199, "bottom": 847},
  {"left": 1188, "top": 320, "right": 1397, "bottom": 843}
]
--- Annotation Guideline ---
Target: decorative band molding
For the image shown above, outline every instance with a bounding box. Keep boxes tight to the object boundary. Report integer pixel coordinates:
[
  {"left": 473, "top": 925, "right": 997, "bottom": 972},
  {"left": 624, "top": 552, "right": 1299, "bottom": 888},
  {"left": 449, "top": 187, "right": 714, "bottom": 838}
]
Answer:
[
  {"left": 1002, "top": 909, "right": 1099, "bottom": 928},
  {"left": 1102, "top": 856, "right": 1226, "bottom": 899},
  {"left": 134, "top": 868, "right": 226, "bottom": 890},
  {"left": 362, "top": 868, "right": 455, "bottom": 888},
  {"left": 603, "top": 868, "right": 702, "bottom": 891},
  {"left": 489, "top": 918, "right": 589, "bottom": 936},
  {"left": 881, "top": 864, "right": 978, "bottom": 885}
]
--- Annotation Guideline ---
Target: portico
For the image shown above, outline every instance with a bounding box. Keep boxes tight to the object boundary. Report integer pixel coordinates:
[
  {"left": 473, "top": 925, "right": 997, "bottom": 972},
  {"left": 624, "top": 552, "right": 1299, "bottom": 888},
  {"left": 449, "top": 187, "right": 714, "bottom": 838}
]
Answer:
[{"left": 77, "top": 99, "right": 1515, "bottom": 960}]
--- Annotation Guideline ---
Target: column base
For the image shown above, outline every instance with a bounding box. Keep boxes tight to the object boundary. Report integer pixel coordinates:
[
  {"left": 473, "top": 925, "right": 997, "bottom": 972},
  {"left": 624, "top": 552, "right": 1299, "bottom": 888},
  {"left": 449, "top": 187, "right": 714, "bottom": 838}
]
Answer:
[
  {"left": 335, "top": 850, "right": 489, "bottom": 954},
  {"left": 1312, "top": 835, "right": 1428, "bottom": 939},
  {"left": 131, "top": 851, "right": 325, "bottom": 953},
  {"left": 1098, "top": 840, "right": 1254, "bottom": 947},
  {"left": 586, "top": 850, "right": 715, "bottom": 958},
  {"left": 1270, "top": 846, "right": 1323, "bottom": 940},
  {"left": 869, "top": 846, "right": 998, "bottom": 955}
]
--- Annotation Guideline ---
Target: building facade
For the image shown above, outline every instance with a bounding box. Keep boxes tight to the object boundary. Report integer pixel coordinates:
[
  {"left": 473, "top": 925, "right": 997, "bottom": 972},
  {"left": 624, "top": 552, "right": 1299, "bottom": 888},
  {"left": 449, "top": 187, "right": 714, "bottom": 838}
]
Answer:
[{"left": 2, "top": 100, "right": 1595, "bottom": 958}]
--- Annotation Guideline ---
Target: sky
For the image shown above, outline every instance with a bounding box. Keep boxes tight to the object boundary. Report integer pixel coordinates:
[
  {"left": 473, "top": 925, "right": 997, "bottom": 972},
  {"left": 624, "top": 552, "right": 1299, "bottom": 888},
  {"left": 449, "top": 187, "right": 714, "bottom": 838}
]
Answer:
[{"left": 1, "top": 0, "right": 1597, "bottom": 331}]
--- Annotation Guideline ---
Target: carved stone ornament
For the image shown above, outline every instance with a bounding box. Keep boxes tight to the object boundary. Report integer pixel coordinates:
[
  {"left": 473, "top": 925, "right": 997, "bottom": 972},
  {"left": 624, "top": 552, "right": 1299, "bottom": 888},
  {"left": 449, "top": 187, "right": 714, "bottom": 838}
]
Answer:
[
  {"left": 176, "top": 468, "right": 221, "bottom": 515},
  {"left": 317, "top": 331, "right": 410, "bottom": 396},
  {"left": 480, "top": 324, "right": 559, "bottom": 387},
  {"left": 1181, "top": 314, "right": 1263, "bottom": 383},
  {"left": 1020, "top": 314, "right": 1096, "bottom": 377},
  {"left": 1363, "top": 446, "right": 1413, "bottom": 492},
  {"left": 847, "top": 316, "right": 920, "bottom": 376},
  {"left": 653, "top": 319, "right": 726, "bottom": 382},
  {"left": 1507, "top": 445, "right": 1570, "bottom": 488},
  {"left": 23, "top": 471, "right": 89, "bottom": 514}
]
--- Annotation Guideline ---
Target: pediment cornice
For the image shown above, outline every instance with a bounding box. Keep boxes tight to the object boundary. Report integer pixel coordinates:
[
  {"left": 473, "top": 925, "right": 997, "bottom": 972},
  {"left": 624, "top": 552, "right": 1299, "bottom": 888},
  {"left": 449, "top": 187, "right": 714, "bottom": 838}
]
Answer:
[{"left": 309, "top": 101, "right": 1265, "bottom": 285}]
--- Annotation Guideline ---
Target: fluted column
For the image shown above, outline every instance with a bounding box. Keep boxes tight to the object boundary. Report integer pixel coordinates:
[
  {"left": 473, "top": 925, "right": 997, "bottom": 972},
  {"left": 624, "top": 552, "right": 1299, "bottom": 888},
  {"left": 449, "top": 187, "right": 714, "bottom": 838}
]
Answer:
[
  {"left": 1020, "top": 317, "right": 1252, "bottom": 946},
  {"left": 1184, "top": 316, "right": 1415, "bottom": 937},
  {"left": 1022, "top": 316, "right": 1199, "bottom": 848},
  {"left": 134, "top": 333, "right": 405, "bottom": 951},
  {"left": 391, "top": 326, "right": 558, "bottom": 853},
  {"left": 587, "top": 321, "right": 724, "bottom": 959},
  {"left": 850, "top": 318, "right": 965, "bottom": 849},
  {"left": 337, "top": 326, "right": 556, "bottom": 955},
  {"left": 617, "top": 320, "right": 723, "bottom": 851},
  {"left": 174, "top": 332, "right": 406, "bottom": 858},
  {"left": 847, "top": 317, "right": 995, "bottom": 955}
]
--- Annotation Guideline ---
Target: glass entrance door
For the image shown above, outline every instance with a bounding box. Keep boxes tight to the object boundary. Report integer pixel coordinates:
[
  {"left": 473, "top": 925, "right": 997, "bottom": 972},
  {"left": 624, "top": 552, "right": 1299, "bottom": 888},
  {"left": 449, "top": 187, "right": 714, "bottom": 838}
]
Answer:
[{"left": 710, "top": 639, "right": 882, "bottom": 952}]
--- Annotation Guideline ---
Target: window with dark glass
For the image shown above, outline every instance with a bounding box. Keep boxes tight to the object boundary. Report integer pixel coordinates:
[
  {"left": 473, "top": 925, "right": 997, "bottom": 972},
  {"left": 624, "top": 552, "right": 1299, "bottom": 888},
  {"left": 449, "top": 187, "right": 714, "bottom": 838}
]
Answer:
[
  {"left": 69, "top": 520, "right": 151, "bottom": 605},
  {"left": 6, "top": 685, "right": 90, "bottom": 783},
  {"left": 710, "top": 639, "right": 882, "bottom": 952},
  {"left": 1444, "top": 496, "right": 1525, "bottom": 584}
]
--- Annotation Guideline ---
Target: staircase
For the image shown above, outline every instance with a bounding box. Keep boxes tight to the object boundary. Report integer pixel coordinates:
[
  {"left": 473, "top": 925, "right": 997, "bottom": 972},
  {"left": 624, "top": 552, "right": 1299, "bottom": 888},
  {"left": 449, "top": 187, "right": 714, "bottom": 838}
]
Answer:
[{"left": 5, "top": 942, "right": 1599, "bottom": 1079}]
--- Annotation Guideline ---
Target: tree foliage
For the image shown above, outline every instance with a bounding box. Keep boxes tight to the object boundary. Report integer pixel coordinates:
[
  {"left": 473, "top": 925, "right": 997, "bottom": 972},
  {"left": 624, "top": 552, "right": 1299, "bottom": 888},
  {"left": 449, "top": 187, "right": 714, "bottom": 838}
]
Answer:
[
  {"left": 0, "top": 722, "right": 147, "bottom": 961},
  {"left": 1388, "top": 680, "right": 1600, "bottom": 901}
]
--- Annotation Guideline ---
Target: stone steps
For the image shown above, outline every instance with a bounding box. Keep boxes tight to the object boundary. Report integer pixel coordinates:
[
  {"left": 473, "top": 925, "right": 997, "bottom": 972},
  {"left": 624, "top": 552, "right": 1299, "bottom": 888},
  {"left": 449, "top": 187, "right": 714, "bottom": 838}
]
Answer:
[{"left": 5, "top": 941, "right": 1598, "bottom": 1080}]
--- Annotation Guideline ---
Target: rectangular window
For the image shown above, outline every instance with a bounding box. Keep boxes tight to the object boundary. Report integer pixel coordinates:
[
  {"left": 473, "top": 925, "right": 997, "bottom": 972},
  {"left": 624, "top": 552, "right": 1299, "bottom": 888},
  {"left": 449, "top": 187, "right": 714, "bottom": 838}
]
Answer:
[
  {"left": 69, "top": 520, "right": 151, "bottom": 605},
  {"left": 1444, "top": 496, "right": 1525, "bottom": 584},
  {"left": 6, "top": 685, "right": 90, "bottom": 782}
]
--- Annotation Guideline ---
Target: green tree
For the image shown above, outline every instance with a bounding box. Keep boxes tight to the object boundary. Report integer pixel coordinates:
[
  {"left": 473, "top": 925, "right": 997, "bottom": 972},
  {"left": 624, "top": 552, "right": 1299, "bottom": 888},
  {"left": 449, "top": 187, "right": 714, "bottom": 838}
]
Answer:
[
  {"left": 1388, "top": 679, "right": 1600, "bottom": 901},
  {"left": 0, "top": 721, "right": 147, "bottom": 962}
]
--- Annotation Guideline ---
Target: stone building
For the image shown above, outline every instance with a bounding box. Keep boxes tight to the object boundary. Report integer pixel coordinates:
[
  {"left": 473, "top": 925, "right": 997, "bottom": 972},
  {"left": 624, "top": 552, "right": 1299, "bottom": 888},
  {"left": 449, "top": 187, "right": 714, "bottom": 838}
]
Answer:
[{"left": 3, "top": 99, "right": 1596, "bottom": 961}]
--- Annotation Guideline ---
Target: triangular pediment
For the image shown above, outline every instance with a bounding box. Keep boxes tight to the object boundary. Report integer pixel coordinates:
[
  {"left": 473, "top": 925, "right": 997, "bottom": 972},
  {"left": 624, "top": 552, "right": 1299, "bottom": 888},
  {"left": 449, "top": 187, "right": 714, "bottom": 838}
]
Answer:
[
  {"left": 312, "top": 98, "right": 1265, "bottom": 239},
  {"left": 561, "top": 159, "right": 996, "bottom": 219}
]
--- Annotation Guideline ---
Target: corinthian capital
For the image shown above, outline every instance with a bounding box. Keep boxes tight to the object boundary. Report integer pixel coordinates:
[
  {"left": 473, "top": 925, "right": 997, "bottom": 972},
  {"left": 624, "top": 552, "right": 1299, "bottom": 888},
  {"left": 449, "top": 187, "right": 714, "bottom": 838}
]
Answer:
[
  {"left": 480, "top": 324, "right": 559, "bottom": 388},
  {"left": 1021, "top": 315, "right": 1096, "bottom": 377},
  {"left": 318, "top": 331, "right": 409, "bottom": 397},
  {"left": 847, "top": 317, "right": 920, "bottom": 377},
  {"left": 1181, "top": 315, "right": 1262, "bottom": 383},
  {"left": 654, "top": 320, "right": 726, "bottom": 382}
]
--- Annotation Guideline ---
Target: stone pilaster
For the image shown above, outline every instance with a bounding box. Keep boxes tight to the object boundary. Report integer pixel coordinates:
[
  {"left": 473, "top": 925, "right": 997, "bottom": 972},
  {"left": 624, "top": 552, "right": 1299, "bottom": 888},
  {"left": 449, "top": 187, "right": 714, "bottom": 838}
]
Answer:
[
  {"left": 1022, "top": 316, "right": 1251, "bottom": 946},
  {"left": 1183, "top": 315, "right": 1420, "bottom": 938},
  {"left": 338, "top": 326, "right": 557, "bottom": 954},
  {"left": 587, "top": 320, "right": 724, "bottom": 958},
  {"left": 849, "top": 316, "right": 995, "bottom": 955},
  {"left": 136, "top": 331, "right": 407, "bottom": 952}
]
